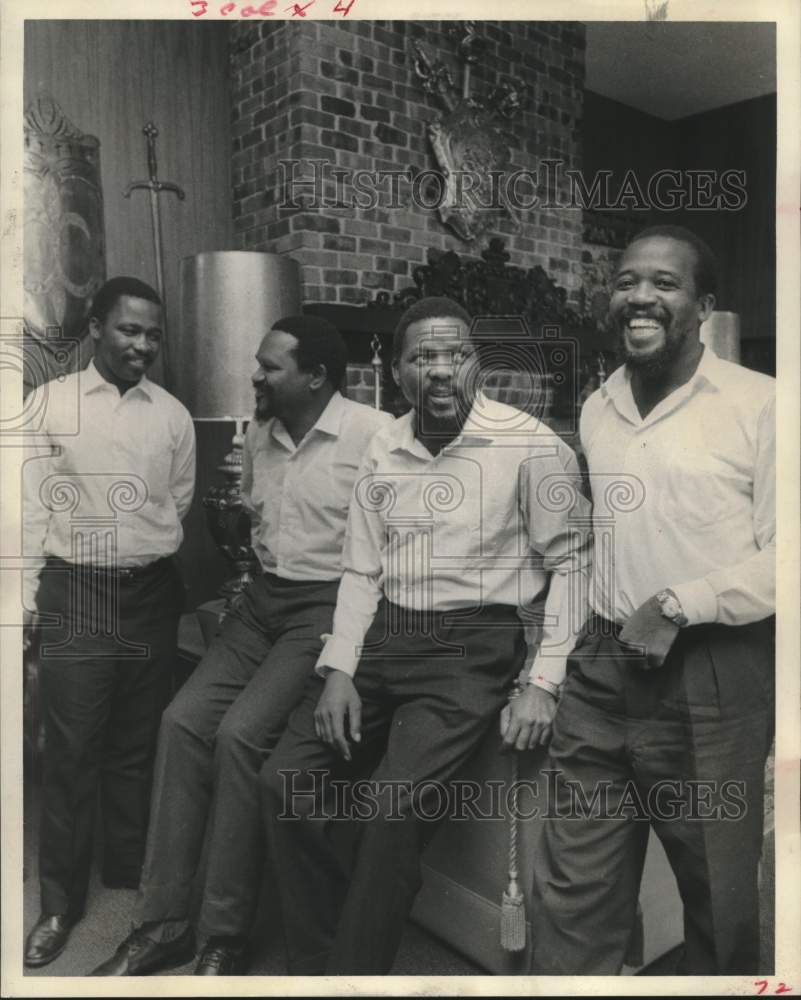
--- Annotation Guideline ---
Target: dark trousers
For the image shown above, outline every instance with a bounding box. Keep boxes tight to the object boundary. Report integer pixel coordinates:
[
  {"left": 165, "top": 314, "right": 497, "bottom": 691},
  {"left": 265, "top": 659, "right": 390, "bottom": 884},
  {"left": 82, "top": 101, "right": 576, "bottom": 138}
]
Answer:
[
  {"left": 36, "top": 557, "right": 183, "bottom": 918},
  {"left": 531, "top": 615, "right": 775, "bottom": 975},
  {"left": 134, "top": 573, "right": 338, "bottom": 940},
  {"left": 260, "top": 600, "right": 526, "bottom": 975}
]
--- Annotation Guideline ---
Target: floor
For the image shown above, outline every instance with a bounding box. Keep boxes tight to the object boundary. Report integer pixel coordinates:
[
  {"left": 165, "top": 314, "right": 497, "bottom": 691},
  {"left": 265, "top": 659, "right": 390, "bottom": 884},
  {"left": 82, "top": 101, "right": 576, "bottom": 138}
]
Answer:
[
  {"left": 21, "top": 775, "right": 774, "bottom": 980},
  {"left": 21, "top": 782, "right": 483, "bottom": 978}
]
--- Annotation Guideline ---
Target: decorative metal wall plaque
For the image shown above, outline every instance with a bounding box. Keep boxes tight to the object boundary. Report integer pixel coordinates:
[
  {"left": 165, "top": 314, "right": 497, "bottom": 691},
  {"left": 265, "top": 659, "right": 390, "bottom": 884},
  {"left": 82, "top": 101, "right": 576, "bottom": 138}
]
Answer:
[
  {"left": 412, "top": 23, "right": 527, "bottom": 243},
  {"left": 24, "top": 96, "right": 106, "bottom": 377}
]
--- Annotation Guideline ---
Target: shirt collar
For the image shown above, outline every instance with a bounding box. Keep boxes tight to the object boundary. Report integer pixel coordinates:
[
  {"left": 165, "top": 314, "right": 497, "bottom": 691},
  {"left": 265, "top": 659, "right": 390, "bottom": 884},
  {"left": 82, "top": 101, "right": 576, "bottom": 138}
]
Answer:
[
  {"left": 389, "top": 391, "right": 496, "bottom": 459},
  {"left": 83, "top": 359, "right": 153, "bottom": 400},
  {"left": 311, "top": 390, "right": 346, "bottom": 437},
  {"left": 600, "top": 344, "right": 723, "bottom": 403},
  {"left": 270, "top": 391, "right": 346, "bottom": 451},
  {"left": 600, "top": 345, "right": 723, "bottom": 428},
  {"left": 691, "top": 344, "right": 727, "bottom": 390}
]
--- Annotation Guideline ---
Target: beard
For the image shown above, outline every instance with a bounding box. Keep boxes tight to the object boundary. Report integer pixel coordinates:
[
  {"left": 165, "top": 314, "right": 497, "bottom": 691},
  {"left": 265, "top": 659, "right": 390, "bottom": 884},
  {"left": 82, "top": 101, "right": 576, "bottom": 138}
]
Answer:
[
  {"left": 618, "top": 320, "right": 688, "bottom": 380},
  {"left": 253, "top": 397, "right": 272, "bottom": 425}
]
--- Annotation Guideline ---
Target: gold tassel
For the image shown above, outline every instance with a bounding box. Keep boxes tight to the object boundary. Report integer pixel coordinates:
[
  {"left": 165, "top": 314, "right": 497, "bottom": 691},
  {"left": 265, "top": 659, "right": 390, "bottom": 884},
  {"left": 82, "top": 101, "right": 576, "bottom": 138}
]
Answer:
[
  {"left": 500, "top": 877, "right": 526, "bottom": 952},
  {"left": 500, "top": 719, "right": 526, "bottom": 952}
]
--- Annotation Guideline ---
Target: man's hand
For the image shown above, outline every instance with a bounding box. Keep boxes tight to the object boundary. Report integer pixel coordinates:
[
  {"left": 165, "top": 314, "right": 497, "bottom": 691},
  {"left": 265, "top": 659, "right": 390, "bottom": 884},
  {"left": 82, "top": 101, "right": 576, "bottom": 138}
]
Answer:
[
  {"left": 314, "top": 670, "right": 362, "bottom": 761},
  {"left": 619, "top": 594, "right": 680, "bottom": 670},
  {"left": 500, "top": 684, "right": 557, "bottom": 752}
]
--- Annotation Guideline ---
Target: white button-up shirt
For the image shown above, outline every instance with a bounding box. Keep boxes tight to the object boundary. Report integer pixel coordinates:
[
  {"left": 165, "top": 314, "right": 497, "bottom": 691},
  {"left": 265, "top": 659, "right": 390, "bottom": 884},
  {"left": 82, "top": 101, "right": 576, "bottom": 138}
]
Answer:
[
  {"left": 23, "top": 360, "right": 196, "bottom": 609},
  {"left": 580, "top": 347, "right": 775, "bottom": 625},
  {"left": 317, "top": 393, "right": 592, "bottom": 687},
  {"left": 241, "top": 391, "right": 394, "bottom": 581}
]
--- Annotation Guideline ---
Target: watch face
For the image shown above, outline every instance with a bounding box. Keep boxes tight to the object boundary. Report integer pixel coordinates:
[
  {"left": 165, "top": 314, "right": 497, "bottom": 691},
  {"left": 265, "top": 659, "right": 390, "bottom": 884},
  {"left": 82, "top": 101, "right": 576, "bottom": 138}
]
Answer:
[{"left": 659, "top": 592, "right": 680, "bottom": 618}]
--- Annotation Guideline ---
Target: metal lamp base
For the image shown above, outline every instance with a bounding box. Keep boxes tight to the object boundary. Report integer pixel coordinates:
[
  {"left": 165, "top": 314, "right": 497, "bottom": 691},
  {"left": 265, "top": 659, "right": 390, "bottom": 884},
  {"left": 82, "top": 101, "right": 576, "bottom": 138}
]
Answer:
[{"left": 201, "top": 418, "right": 260, "bottom": 608}]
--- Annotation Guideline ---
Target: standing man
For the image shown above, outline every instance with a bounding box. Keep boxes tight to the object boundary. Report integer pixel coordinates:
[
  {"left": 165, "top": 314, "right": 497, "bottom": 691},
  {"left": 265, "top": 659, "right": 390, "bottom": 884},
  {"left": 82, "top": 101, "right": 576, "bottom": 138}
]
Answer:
[
  {"left": 92, "top": 315, "right": 392, "bottom": 976},
  {"left": 260, "top": 296, "right": 591, "bottom": 975},
  {"left": 23, "top": 277, "right": 196, "bottom": 967},
  {"left": 531, "top": 225, "right": 776, "bottom": 974}
]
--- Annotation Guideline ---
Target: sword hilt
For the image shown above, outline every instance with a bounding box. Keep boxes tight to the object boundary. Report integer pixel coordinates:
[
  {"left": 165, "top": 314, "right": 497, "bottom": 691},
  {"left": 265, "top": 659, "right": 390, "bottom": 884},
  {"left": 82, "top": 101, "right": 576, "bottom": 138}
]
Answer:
[
  {"left": 123, "top": 180, "right": 185, "bottom": 199},
  {"left": 143, "top": 122, "right": 159, "bottom": 183},
  {"left": 123, "top": 122, "right": 186, "bottom": 199}
]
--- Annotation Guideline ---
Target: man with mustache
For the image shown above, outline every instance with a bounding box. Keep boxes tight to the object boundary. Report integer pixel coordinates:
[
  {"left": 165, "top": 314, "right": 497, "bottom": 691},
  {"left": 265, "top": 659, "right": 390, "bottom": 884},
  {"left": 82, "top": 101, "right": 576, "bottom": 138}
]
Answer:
[
  {"left": 91, "top": 315, "right": 392, "bottom": 976},
  {"left": 260, "top": 296, "right": 591, "bottom": 975},
  {"left": 531, "top": 225, "right": 776, "bottom": 974},
  {"left": 23, "top": 277, "right": 196, "bottom": 967}
]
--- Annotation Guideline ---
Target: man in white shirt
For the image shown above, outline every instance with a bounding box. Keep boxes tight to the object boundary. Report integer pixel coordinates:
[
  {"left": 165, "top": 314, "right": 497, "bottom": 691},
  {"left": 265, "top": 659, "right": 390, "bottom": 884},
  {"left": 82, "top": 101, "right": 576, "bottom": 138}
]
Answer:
[
  {"left": 23, "top": 277, "right": 196, "bottom": 968},
  {"left": 260, "top": 296, "right": 591, "bottom": 975},
  {"left": 91, "top": 315, "right": 392, "bottom": 976},
  {"left": 531, "top": 225, "right": 776, "bottom": 974}
]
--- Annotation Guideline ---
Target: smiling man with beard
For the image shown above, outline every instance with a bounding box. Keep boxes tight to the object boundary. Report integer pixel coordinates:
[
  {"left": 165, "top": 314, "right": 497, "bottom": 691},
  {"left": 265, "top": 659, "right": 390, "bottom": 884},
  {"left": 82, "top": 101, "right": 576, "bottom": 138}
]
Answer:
[
  {"left": 530, "top": 225, "right": 776, "bottom": 975},
  {"left": 91, "top": 315, "right": 391, "bottom": 976},
  {"left": 23, "top": 277, "right": 196, "bottom": 968}
]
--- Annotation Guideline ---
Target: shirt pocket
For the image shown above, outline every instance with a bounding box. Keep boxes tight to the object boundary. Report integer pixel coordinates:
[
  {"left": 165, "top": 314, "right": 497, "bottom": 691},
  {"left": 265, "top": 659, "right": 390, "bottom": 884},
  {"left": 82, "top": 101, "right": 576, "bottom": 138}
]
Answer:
[{"left": 657, "top": 443, "right": 745, "bottom": 530}]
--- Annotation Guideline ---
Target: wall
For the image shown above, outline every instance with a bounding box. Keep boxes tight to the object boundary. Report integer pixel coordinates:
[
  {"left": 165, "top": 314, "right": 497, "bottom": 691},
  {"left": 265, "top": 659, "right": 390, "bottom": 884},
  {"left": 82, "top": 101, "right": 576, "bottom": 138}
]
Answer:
[
  {"left": 673, "top": 94, "right": 776, "bottom": 350},
  {"left": 24, "top": 21, "right": 237, "bottom": 607},
  {"left": 580, "top": 90, "right": 775, "bottom": 369},
  {"left": 24, "top": 20, "right": 235, "bottom": 386},
  {"left": 229, "top": 20, "right": 586, "bottom": 307}
]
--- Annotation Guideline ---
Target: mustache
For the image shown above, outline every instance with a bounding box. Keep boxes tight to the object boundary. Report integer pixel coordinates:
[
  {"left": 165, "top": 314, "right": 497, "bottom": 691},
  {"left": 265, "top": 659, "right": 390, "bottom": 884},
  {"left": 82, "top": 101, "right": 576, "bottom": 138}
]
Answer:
[{"left": 619, "top": 309, "right": 669, "bottom": 323}]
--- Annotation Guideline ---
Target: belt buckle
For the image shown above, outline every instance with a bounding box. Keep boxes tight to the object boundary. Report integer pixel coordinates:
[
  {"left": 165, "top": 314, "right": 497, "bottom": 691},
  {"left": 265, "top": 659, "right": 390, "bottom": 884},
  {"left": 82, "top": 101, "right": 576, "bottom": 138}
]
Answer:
[{"left": 118, "top": 567, "right": 136, "bottom": 581}]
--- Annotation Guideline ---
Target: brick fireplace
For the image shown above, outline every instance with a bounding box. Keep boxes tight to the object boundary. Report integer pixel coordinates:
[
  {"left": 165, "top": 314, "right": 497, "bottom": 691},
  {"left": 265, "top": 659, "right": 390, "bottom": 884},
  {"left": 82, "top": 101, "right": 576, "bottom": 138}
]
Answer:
[{"left": 229, "top": 20, "right": 586, "bottom": 308}]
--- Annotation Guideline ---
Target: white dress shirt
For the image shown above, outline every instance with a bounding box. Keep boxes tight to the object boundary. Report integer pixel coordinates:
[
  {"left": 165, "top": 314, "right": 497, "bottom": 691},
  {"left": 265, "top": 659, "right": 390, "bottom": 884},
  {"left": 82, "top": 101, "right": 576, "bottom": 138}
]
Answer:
[
  {"left": 241, "top": 391, "right": 394, "bottom": 581},
  {"left": 580, "top": 346, "right": 775, "bottom": 625},
  {"left": 23, "top": 360, "right": 196, "bottom": 609},
  {"left": 317, "top": 393, "right": 591, "bottom": 689}
]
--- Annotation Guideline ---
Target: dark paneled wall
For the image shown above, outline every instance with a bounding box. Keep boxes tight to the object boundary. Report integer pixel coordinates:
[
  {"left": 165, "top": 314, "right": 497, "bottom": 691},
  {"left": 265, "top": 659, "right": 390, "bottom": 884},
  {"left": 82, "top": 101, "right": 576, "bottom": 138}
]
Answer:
[
  {"left": 24, "top": 20, "right": 235, "bottom": 383},
  {"left": 674, "top": 95, "right": 776, "bottom": 347},
  {"left": 24, "top": 21, "right": 237, "bottom": 607},
  {"left": 583, "top": 90, "right": 776, "bottom": 354}
]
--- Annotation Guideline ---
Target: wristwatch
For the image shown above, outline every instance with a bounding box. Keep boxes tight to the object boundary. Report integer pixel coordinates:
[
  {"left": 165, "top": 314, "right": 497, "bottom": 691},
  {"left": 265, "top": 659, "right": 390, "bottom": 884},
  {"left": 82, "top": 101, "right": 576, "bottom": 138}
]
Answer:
[{"left": 656, "top": 588, "right": 688, "bottom": 627}]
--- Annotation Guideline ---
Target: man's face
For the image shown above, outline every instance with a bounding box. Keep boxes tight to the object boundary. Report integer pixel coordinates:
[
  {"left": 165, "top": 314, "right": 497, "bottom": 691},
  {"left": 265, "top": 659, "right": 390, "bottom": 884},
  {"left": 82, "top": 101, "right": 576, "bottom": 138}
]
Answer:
[
  {"left": 609, "top": 236, "right": 715, "bottom": 376},
  {"left": 393, "top": 316, "right": 479, "bottom": 432},
  {"left": 252, "top": 328, "right": 311, "bottom": 423},
  {"left": 90, "top": 295, "right": 162, "bottom": 384}
]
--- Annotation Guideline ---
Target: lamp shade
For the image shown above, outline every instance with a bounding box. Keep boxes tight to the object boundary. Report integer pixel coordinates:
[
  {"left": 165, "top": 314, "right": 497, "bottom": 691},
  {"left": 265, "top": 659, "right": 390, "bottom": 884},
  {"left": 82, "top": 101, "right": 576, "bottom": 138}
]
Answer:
[
  {"left": 176, "top": 251, "right": 302, "bottom": 418},
  {"left": 700, "top": 310, "right": 740, "bottom": 364}
]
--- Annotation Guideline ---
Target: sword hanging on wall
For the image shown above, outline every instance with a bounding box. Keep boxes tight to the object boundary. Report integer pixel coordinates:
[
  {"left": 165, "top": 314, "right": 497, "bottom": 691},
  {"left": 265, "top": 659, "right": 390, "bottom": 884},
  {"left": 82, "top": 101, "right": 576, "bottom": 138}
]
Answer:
[
  {"left": 124, "top": 122, "right": 184, "bottom": 389},
  {"left": 370, "top": 334, "right": 383, "bottom": 411}
]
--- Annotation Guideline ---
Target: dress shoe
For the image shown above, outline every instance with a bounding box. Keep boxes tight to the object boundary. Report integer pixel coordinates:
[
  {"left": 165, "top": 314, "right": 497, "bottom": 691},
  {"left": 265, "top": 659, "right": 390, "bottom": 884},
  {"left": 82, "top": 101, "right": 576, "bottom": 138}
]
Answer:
[
  {"left": 24, "top": 913, "right": 76, "bottom": 968},
  {"left": 194, "top": 937, "right": 250, "bottom": 975},
  {"left": 89, "top": 926, "right": 196, "bottom": 975}
]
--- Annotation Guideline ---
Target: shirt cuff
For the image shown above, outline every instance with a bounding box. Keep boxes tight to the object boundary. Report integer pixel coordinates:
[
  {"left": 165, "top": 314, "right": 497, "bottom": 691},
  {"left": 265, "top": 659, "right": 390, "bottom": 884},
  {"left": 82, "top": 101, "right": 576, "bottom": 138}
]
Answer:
[
  {"left": 670, "top": 577, "right": 718, "bottom": 626},
  {"left": 526, "top": 676, "right": 560, "bottom": 697},
  {"left": 525, "top": 654, "right": 567, "bottom": 690},
  {"left": 314, "top": 633, "right": 361, "bottom": 679}
]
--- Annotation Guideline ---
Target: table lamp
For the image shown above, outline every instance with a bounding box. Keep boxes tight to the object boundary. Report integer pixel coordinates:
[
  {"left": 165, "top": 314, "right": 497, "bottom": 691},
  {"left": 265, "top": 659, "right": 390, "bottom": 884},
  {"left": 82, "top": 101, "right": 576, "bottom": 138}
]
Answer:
[
  {"left": 177, "top": 250, "right": 301, "bottom": 602},
  {"left": 701, "top": 310, "right": 740, "bottom": 363}
]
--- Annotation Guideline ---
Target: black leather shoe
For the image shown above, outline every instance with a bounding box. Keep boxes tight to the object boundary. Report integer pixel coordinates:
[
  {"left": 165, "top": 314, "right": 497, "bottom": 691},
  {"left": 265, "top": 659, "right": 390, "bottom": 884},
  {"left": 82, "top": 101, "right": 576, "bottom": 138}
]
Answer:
[
  {"left": 89, "top": 926, "right": 196, "bottom": 975},
  {"left": 24, "top": 913, "right": 76, "bottom": 968},
  {"left": 194, "top": 937, "right": 250, "bottom": 975}
]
